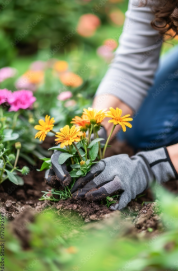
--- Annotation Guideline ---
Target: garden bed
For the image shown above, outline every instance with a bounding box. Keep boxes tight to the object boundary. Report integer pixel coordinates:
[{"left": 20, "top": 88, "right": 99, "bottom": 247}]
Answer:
[{"left": 2, "top": 136, "right": 176, "bottom": 235}]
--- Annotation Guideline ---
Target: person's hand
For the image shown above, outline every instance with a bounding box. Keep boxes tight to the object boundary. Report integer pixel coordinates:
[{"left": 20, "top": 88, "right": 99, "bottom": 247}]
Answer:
[
  {"left": 71, "top": 147, "right": 178, "bottom": 210},
  {"left": 45, "top": 127, "right": 107, "bottom": 189},
  {"left": 45, "top": 151, "right": 71, "bottom": 188}
]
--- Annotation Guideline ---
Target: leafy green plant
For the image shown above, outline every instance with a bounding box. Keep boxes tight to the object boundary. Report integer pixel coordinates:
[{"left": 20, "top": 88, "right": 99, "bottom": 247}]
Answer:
[{"left": 0, "top": 122, "right": 30, "bottom": 185}]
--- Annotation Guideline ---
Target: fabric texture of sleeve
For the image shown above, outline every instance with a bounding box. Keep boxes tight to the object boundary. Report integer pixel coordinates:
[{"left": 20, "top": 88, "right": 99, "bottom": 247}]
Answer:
[{"left": 95, "top": 0, "right": 162, "bottom": 112}]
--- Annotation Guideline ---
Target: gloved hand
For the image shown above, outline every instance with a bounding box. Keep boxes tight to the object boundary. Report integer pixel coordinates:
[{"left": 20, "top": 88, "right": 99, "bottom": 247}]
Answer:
[
  {"left": 45, "top": 151, "right": 71, "bottom": 188},
  {"left": 71, "top": 147, "right": 178, "bottom": 210},
  {"left": 45, "top": 126, "right": 107, "bottom": 189}
]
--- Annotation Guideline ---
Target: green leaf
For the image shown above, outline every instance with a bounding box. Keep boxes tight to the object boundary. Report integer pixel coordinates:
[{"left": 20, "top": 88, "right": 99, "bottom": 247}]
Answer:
[
  {"left": 76, "top": 170, "right": 83, "bottom": 176},
  {"left": 78, "top": 148, "right": 85, "bottom": 157},
  {"left": 38, "top": 161, "right": 51, "bottom": 171},
  {"left": 48, "top": 146, "right": 68, "bottom": 152},
  {"left": 15, "top": 175, "right": 24, "bottom": 186},
  {"left": 89, "top": 143, "right": 99, "bottom": 161},
  {"left": 70, "top": 164, "right": 80, "bottom": 169},
  {"left": 19, "top": 153, "right": 36, "bottom": 166},
  {"left": 3, "top": 129, "right": 19, "bottom": 142},
  {"left": 5, "top": 170, "right": 19, "bottom": 185},
  {"left": 88, "top": 138, "right": 104, "bottom": 149},
  {"left": 69, "top": 170, "right": 78, "bottom": 178},
  {"left": 58, "top": 153, "right": 73, "bottom": 165}
]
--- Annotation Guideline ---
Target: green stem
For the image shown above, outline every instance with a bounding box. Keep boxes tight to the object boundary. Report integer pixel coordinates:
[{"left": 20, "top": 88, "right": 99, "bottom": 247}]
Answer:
[
  {"left": 73, "top": 142, "right": 82, "bottom": 161},
  {"left": 14, "top": 149, "right": 20, "bottom": 169},
  {"left": 88, "top": 125, "right": 93, "bottom": 144},
  {"left": 0, "top": 156, "right": 6, "bottom": 183},
  {"left": 51, "top": 130, "right": 57, "bottom": 135},
  {"left": 102, "top": 125, "right": 116, "bottom": 159},
  {"left": 12, "top": 112, "right": 20, "bottom": 130}
]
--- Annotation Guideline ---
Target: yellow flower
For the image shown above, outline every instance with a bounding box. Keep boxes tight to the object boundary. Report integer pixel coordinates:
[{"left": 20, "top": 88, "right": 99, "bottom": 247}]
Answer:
[
  {"left": 53, "top": 61, "right": 68, "bottom": 73},
  {"left": 34, "top": 115, "right": 55, "bottom": 141},
  {"left": 83, "top": 108, "right": 106, "bottom": 124},
  {"left": 71, "top": 115, "right": 90, "bottom": 130},
  {"left": 106, "top": 107, "right": 133, "bottom": 132},
  {"left": 55, "top": 125, "right": 82, "bottom": 148}
]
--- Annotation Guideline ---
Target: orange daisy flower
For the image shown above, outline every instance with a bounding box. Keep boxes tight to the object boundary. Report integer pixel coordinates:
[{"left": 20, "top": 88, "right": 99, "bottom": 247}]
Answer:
[
  {"left": 71, "top": 116, "right": 90, "bottom": 130},
  {"left": 83, "top": 108, "right": 106, "bottom": 124},
  {"left": 55, "top": 125, "right": 82, "bottom": 148},
  {"left": 34, "top": 115, "right": 55, "bottom": 141},
  {"left": 106, "top": 107, "right": 133, "bottom": 132},
  {"left": 23, "top": 70, "right": 44, "bottom": 84},
  {"left": 53, "top": 61, "right": 68, "bottom": 73},
  {"left": 59, "top": 72, "right": 83, "bottom": 88}
]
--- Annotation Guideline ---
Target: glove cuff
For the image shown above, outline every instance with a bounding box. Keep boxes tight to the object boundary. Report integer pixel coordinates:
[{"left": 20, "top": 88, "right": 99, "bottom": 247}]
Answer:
[{"left": 137, "top": 147, "right": 178, "bottom": 183}]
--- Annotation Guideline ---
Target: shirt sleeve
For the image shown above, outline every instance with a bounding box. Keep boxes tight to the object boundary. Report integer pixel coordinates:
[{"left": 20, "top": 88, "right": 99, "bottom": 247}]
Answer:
[{"left": 95, "top": 0, "right": 162, "bottom": 112}]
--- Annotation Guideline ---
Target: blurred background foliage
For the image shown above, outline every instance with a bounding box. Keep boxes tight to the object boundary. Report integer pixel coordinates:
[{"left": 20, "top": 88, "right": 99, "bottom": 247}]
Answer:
[{"left": 0, "top": 0, "right": 128, "bottom": 66}]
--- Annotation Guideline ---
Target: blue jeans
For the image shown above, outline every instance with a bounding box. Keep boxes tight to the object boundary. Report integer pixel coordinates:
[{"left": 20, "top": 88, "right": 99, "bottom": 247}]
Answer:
[{"left": 118, "top": 46, "right": 178, "bottom": 151}]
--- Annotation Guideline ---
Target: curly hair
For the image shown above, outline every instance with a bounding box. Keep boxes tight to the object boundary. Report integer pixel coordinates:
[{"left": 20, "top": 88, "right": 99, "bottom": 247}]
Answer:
[{"left": 151, "top": 0, "right": 178, "bottom": 36}]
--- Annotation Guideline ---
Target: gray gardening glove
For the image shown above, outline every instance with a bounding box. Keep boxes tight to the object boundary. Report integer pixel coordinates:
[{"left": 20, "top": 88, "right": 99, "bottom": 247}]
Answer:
[
  {"left": 72, "top": 147, "right": 178, "bottom": 210},
  {"left": 45, "top": 127, "right": 107, "bottom": 189},
  {"left": 45, "top": 151, "right": 71, "bottom": 188}
]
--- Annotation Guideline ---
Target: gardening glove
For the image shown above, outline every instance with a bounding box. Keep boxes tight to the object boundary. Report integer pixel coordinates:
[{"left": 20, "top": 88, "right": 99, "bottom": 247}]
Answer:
[
  {"left": 45, "top": 151, "right": 71, "bottom": 188},
  {"left": 72, "top": 147, "right": 178, "bottom": 210},
  {"left": 45, "top": 127, "right": 107, "bottom": 188}
]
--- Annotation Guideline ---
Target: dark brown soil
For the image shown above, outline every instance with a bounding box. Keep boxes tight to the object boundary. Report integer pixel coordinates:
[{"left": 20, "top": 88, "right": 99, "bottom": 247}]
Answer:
[{"left": 1, "top": 137, "right": 178, "bottom": 237}]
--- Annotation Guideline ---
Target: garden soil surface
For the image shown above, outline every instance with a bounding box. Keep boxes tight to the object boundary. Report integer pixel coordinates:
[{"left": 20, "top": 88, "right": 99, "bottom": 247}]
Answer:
[{"left": 1, "top": 136, "right": 178, "bottom": 237}]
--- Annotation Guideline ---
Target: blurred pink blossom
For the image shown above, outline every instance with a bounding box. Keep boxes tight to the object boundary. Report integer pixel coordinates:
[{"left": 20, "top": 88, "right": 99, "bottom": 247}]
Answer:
[
  {"left": 97, "top": 45, "right": 114, "bottom": 62},
  {"left": 0, "top": 89, "right": 14, "bottom": 105},
  {"left": 58, "top": 91, "right": 73, "bottom": 101},
  {"left": 30, "top": 61, "right": 46, "bottom": 71},
  {"left": 9, "top": 90, "right": 36, "bottom": 112},
  {"left": 0, "top": 67, "right": 16, "bottom": 83},
  {"left": 77, "top": 14, "right": 100, "bottom": 37},
  {"left": 65, "top": 100, "right": 76, "bottom": 107},
  {"left": 15, "top": 77, "right": 37, "bottom": 92}
]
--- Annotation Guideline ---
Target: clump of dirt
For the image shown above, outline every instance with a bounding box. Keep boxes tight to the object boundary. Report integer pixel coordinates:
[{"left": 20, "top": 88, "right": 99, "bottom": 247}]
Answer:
[
  {"left": 54, "top": 198, "right": 113, "bottom": 222},
  {"left": 135, "top": 203, "right": 163, "bottom": 234}
]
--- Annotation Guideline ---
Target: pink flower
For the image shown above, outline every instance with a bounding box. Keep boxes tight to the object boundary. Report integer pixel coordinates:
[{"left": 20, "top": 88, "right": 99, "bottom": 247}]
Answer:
[
  {"left": 9, "top": 90, "right": 36, "bottom": 112},
  {"left": 97, "top": 45, "right": 114, "bottom": 62},
  {"left": 0, "top": 67, "right": 16, "bottom": 83},
  {"left": 30, "top": 61, "right": 46, "bottom": 71},
  {"left": 15, "top": 77, "right": 37, "bottom": 92},
  {"left": 58, "top": 91, "right": 73, "bottom": 101},
  {"left": 0, "top": 89, "right": 14, "bottom": 105}
]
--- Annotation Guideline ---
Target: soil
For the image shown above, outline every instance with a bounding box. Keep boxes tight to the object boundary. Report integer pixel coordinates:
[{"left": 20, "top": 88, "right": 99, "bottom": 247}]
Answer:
[{"left": 1, "top": 137, "right": 178, "bottom": 237}]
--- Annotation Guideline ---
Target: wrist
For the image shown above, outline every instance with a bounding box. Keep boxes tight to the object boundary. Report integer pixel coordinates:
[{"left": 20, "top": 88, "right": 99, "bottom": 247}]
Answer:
[{"left": 167, "top": 144, "right": 178, "bottom": 175}]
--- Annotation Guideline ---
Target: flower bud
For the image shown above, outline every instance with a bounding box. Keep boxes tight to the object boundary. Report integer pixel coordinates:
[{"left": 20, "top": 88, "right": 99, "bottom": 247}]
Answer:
[
  {"left": 21, "top": 166, "right": 30, "bottom": 175},
  {"left": 7, "top": 154, "right": 15, "bottom": 162},
  {"left": 80, "top": 160, "right": 85, "bottom": 166},
  {"left": 15, "top": 142, "right": 21, "bottom": 149},
  {"left": 29, "top": 117, "right": 35, "bottom": 124}
]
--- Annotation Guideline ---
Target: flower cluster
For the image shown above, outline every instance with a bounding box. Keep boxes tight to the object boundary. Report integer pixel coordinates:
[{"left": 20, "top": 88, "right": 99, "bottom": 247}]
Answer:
[
  {"left": 34, "top": 107, "right": 133, "bottom": 159},
  {"left": 97, "top": 39, "right": 118, "bottom": 63},
  {"left": 15, "top": 70, "right": 44, "bottom": 91},
  {"left": 53, "top": 60, "right": 83, "bottom": 88},
  {"left": 0, "top": 89, "right": 36, "bottom": 111}
]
